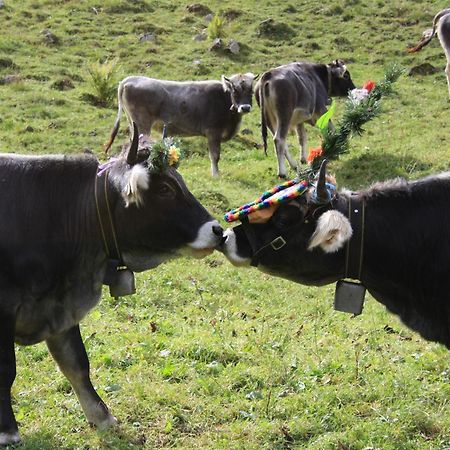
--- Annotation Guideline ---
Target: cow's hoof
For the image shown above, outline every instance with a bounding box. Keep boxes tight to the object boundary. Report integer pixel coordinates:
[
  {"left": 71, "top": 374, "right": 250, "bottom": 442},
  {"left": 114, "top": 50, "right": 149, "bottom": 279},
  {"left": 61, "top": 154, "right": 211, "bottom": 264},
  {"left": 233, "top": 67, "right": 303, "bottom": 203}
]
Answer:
[
  {"left": 278, "top": 174, "right": 287, "bottom": 179},
  {"left": 0, "top": 430, "right": 21, "bottom": 446},
  {"left": 300, "top": 158, "right": 307, "bottom": 165},
  {"left": 93, "top": 414, "right": 118, "bottom": 430}
]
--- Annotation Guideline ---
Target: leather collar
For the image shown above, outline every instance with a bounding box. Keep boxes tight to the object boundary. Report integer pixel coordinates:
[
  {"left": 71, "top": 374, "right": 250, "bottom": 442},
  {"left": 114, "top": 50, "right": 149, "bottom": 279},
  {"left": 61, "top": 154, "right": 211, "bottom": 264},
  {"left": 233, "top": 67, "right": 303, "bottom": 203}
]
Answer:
[{"left": 344, "top": 194, "right": 365, "bottom": 281}]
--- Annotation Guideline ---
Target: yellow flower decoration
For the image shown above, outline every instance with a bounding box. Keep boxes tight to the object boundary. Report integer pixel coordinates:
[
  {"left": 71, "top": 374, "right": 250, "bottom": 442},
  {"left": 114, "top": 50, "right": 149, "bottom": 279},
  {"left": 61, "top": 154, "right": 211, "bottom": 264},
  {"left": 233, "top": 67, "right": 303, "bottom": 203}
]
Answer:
[{"left": 168, "top": 145, "right": 180, "bottom": 166}]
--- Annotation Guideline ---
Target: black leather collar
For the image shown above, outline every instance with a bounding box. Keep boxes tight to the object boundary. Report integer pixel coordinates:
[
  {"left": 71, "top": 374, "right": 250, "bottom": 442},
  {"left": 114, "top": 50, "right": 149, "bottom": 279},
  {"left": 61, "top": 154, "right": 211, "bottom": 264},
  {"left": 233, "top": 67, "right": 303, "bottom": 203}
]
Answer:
[
  {"left": 344, "top": 194, "right": 366, "bottom": 281},
  {"left": 94, "top": 168, "right": 123, "bottom": 284}
]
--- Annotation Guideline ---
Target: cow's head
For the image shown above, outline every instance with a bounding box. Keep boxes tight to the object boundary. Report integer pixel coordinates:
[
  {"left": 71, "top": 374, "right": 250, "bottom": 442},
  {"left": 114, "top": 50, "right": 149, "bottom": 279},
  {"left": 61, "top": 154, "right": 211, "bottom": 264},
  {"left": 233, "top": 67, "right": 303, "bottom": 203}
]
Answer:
[
  {"left": 221, "top": 162, "right": 352, "bottom": 285},
  {"left": 328, "top": 60, "right": 356, "bottom": 96},
  {"left": 107, "top": 124, "right": 223, "bottom": 272},
  {"left": 221, "top": 72, "right": 259, "bottom": 114}
]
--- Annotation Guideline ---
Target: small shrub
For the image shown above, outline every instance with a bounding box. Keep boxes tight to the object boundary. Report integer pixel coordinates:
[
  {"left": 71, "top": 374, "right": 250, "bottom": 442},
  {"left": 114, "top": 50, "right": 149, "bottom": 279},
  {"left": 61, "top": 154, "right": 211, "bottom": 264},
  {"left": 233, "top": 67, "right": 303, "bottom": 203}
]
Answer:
[
  {"left": 85, "top": 58, "right": 119, "bottom": 107},
  {"left": 207, "top": 15, "right": 226, "bottom": 40}
]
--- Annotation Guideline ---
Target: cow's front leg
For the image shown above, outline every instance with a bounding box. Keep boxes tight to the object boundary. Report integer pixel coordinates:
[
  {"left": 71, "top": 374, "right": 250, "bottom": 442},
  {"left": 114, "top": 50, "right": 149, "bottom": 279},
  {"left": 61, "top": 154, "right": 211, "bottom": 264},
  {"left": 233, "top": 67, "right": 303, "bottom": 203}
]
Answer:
[
  {"left": 0, "top": 312, "right": 20, "bottom": 446},
  {"left": 46, "top": 325, "right": 117, "bottom": 429},
  {"left": 296, "top": 123, "right": 308, "bottom": 164},
  {"left": 207, "top": 136, "right": 221, "bottom": 177}
]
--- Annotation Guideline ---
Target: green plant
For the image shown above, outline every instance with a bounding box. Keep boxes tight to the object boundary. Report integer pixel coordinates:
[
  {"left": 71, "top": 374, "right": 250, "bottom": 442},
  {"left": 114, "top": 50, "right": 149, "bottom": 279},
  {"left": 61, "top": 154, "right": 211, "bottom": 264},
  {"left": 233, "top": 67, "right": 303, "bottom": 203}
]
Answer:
[
  {"left": 207, "top": 14, "right": 226, "bottom": 40},
  {"left": 85, "top": 58, "right": 119, "bottom": 107}
]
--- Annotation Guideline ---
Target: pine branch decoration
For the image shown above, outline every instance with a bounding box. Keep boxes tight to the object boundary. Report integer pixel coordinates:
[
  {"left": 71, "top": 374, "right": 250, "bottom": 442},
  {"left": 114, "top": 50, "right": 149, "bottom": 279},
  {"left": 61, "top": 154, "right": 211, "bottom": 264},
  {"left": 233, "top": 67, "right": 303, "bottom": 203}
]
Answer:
[{"left": 303, "top": 64, "right": 404, "bottom": 177}]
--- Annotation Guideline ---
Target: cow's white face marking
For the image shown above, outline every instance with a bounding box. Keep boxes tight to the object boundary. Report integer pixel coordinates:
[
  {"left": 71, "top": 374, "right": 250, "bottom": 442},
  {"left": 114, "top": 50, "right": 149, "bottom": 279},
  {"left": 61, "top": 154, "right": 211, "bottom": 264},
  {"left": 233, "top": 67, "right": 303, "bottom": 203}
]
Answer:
[
  {"left": 222, "top": 228, "right": 251, "bottom": 266},
  {"left": 308, "top": 210, "right": 352, "bottom": 253},
  {"left": 182, "top": 220, "right": 222, "bottom": 258},
  {"left": 122, "top": 165, "right": 149, "bottom": 207}
]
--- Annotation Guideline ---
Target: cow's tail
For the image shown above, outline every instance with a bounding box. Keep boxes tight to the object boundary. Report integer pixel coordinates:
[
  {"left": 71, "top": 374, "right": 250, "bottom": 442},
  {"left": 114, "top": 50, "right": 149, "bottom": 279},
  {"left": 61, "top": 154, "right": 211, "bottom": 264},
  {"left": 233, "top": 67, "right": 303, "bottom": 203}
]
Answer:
[
  {"left": 407, "top": 16, "right": 440, "bottom": 53},
  {"left": 104, "top": 80, "right": 125, "bottom": 154},
  {"left": 259, "top": 74, "right": 271, "bottom": 156}
]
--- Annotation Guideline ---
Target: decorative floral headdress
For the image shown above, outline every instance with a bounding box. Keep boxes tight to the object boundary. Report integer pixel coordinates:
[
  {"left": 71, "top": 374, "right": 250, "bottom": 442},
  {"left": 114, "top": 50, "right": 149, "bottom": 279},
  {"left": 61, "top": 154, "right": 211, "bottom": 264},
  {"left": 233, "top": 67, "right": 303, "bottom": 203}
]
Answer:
[{"left": 145, "top": 136, "right": 183, "bottom": 172}]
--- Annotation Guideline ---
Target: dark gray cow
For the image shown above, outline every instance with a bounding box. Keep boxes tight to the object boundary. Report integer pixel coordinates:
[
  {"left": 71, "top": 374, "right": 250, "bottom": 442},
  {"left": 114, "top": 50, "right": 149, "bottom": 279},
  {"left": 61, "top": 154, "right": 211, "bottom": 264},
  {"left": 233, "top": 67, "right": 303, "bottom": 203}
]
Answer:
[
  {"left": 254, "top": 60, "right": 355, "bottom": 178},
  {"left": 105, "top": 73, "right": 258, "bottom": 176},
  {"left": 0, "top": 126, "right": 223, "bottom": 445},
  {"left": 409, "top": 9, "right": 450, "bottom": 98},
  {"left": 222, "top": 163, "right": 450, "bottom": 349}
]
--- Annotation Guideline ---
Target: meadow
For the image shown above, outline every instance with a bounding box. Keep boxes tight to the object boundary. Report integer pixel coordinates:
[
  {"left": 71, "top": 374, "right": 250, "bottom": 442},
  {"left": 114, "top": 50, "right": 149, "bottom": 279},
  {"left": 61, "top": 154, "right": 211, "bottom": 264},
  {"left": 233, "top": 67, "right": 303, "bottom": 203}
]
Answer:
[{"left": 0, "top": 0, "right": 449, "bottom": 448}]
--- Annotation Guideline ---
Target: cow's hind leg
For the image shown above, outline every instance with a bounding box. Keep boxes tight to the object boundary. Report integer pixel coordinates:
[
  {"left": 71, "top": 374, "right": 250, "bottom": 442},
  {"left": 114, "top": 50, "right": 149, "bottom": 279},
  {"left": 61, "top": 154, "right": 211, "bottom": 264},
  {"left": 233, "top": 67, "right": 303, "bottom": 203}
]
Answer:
[
  {"left": 207, "top": 135, "right": 221, "bottom": 177},
  {"left": 296, "top": 123, "right": 308, "bottom": 165},
  {"left": 46, "top": 325, "right": 117, "bottom": 429},
  {"left": 0, "top": 311, "right": 20, "bottom": 446}
]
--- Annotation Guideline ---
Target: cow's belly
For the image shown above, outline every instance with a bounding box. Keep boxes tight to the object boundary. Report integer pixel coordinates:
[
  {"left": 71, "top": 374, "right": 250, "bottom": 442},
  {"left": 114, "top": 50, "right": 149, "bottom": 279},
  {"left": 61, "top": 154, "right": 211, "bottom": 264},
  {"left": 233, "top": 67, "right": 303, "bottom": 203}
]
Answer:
[
  {"left": 290, "top": 109, "right": 313, "bottom": 129},
  {"left": 14, "top": 286, "right": 102, "bottom": 345}
]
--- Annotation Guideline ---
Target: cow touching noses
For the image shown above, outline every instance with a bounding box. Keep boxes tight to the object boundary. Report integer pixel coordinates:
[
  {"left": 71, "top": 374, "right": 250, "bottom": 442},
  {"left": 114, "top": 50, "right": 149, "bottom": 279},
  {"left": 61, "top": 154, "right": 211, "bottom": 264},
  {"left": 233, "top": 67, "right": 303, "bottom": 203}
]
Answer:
[{"left": 185, "top": 221, "right": 224, "bottom": 258}]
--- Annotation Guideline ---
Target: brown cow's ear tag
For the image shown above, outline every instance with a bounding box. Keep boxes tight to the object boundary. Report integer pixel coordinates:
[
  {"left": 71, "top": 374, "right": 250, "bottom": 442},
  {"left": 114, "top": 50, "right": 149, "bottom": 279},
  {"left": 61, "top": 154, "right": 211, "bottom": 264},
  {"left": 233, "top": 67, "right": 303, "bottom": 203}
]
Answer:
[{"left": 334, "top": 280, "right": 365, "bottom": 315}]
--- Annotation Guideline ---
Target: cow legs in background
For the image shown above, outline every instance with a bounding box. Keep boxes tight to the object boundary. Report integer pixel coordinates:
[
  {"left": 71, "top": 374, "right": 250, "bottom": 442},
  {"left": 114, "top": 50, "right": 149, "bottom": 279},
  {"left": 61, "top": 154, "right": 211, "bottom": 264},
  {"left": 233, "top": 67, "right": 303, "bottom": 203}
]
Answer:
[
  {"left": 296, "top": 123, "right": 308, "bottom": 164},
  {"left": 274, "top": 130, "right": 299, "bottom": 179},
  {"left": 46, "top": 325, "right": 117, "bottom": 429},
  {"left": 0, "top": 312, "right": 20, "bottom": 446},
  {"left": 446, "top": 63, "right": 450, "bottom": 98},
  {"left": 207, "top": 136, "right": 221, "bottom": 177}
]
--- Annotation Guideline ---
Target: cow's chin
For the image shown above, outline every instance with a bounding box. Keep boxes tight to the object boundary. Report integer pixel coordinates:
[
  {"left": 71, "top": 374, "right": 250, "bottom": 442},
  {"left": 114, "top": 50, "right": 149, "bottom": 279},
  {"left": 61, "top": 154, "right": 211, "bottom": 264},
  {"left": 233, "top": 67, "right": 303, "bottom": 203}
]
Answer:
[
  {"left": 122, "top": 250, "right": 179, "bottom": 272},
  {"left": 221, "top": 229, "right": 252, "bottom": 267},
  {"left": 180, "top": 246, "right": 215, "bottom": 259}
]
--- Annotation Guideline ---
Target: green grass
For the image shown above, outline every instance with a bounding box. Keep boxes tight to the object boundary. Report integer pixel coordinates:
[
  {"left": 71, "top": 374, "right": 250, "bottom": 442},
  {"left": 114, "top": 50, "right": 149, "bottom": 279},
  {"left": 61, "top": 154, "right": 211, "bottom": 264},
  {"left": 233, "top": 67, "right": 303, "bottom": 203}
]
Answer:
[{"left": 1, "top": 0, "right": 450, "bottom": 448}]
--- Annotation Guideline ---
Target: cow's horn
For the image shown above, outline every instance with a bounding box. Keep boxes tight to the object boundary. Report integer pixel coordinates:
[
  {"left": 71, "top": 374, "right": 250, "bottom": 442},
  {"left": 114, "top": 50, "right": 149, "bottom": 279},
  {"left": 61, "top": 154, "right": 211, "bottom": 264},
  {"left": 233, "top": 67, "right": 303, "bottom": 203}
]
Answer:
[
  {"left": 126, "top": 122, "right": 139, "bottom": 166},
  {"left": 315, "top": 159, "right": 329, "bottom": 203}
]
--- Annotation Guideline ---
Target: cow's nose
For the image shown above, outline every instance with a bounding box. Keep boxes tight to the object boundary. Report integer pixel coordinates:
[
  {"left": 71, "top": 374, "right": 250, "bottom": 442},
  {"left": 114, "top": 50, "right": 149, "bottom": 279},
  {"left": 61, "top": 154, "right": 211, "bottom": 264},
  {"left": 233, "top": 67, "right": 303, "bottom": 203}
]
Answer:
[
  {"left": 212, "top": 224, "right": 224, "bottom": 237},
  {"left": 239, "top": 104, "right": 251, "bottom": 113}
]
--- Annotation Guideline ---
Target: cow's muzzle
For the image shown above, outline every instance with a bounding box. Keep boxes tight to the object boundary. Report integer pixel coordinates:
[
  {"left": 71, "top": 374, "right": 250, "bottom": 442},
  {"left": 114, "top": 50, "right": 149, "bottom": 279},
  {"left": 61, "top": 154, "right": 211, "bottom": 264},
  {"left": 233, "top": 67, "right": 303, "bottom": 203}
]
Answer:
[{"left": 237, "top": 104, "right": 252, "bottom": 114}]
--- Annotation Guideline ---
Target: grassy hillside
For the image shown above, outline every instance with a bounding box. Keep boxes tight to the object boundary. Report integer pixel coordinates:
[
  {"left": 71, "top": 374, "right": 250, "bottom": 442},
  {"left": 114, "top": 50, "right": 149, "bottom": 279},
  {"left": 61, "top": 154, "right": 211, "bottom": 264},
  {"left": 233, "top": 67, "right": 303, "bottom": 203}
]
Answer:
[{"left": 1, "top": 0, "right": 449, "bottom": 448}]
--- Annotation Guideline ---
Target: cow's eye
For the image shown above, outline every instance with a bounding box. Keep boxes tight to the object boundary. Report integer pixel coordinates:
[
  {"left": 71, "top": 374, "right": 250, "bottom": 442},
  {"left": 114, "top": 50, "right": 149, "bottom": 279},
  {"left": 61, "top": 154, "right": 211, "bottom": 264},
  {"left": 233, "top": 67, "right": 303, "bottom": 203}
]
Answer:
[
  {"left": 157, "top": 182, "right": 176, "bottom": 198},
  {"left": 343, "top": 72, "right": 349, "bottom": 79}
]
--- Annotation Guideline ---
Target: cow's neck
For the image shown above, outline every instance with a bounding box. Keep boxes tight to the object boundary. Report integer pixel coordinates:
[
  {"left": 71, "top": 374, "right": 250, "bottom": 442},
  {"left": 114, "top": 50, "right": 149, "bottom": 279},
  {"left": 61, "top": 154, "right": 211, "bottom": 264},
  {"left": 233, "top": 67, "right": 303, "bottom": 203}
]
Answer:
[{"left": 315, "top": 64, "right": 332, "bottom": 96}]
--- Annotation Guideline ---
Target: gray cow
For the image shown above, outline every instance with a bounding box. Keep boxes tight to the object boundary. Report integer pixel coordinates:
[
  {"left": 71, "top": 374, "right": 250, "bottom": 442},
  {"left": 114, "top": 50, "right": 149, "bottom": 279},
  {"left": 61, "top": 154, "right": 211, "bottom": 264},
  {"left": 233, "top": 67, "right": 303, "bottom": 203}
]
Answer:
[
  {"left": 105, "top": 73, "right": 258, "bottom": 176},
  {"left": 254, "top": 60, "right": 355, "bottom": 178},
  {"left": 408, "top": 9, "right": 450, "bottom": 98},
  {"left": 0, "top": 125, "right": 223, "bottom": 445}
]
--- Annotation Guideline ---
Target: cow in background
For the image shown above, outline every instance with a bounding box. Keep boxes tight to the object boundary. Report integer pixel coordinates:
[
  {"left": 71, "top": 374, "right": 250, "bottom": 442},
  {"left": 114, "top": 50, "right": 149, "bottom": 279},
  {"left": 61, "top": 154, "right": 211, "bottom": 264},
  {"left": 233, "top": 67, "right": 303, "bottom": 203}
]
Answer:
[
  {"left": 408, "top": 9, "right": 450, "bottom": 98},
  {"left": 222, "top": 163, "right": 450, "bottom": 349},
  {"left": 0, "top": 125, "right": 223, "bottom": 445},
  {"left": 254, "top": 60, "right": 355, "bottom": 178},
  {"left": 105, "top": 73, "right": 258, "bottom": 176}
]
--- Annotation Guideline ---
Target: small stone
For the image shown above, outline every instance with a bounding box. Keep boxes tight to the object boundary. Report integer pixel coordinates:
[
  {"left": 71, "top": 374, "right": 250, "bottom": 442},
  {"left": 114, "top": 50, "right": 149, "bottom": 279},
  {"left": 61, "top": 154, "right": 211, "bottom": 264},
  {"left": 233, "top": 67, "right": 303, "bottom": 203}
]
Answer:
[
  {"left": 0, "top": 0, "right": 5, "bottom": 8},
  {"left": 228, "top": 39, "right": 240, "bottom": 54},
  {"left": 42, "top": 28, "right": 59, "bottom": 45},
  {"left": 204, "top": 13, "right": 214, "bottom": 23},
  {"left": 139, "top": 33, "right": 156, "bottom": 43},
  {"left": 209, "top": 38, "right": 222, "bottom": 51}
]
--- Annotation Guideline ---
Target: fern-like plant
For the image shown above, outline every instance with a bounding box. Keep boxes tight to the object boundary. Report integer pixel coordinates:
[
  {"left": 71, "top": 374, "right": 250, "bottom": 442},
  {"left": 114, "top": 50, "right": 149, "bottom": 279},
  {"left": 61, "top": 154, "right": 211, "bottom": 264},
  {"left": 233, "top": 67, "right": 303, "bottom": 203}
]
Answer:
[
  {"left": 207, "top": 15, "right": 226, "bottom": 40},
  {"left": 86, "top": 58, "right": 119, "bottom": 107}
]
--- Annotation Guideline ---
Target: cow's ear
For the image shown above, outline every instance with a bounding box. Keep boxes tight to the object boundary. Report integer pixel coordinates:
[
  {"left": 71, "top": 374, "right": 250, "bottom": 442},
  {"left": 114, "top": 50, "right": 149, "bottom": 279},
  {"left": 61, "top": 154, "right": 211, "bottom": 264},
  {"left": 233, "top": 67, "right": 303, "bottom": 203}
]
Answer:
[
  {"left": 122, "top": 165, "right": 149, "bottom": 207},
  {"left": 221, "top": 75, "right": 232, "bottom": 92},
  {"left": 308, "top": 210, "right": 352, "bottom": 253}
]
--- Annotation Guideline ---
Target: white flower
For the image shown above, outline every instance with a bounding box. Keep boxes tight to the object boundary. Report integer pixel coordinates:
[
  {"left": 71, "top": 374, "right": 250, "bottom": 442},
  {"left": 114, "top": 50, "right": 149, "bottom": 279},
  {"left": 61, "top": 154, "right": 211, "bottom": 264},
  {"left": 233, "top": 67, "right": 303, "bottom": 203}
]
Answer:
[{"left": 349, "top": 88, "right": 369, "bottom": 105}]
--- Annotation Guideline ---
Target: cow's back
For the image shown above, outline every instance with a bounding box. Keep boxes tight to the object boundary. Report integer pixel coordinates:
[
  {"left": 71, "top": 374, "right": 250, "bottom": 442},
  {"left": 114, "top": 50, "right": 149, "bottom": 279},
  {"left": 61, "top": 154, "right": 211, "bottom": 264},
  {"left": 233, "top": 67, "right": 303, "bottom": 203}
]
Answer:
[
  {"left": 260, "top": 62, "right": 329, "bottom": 121},
  {"left": 121, "top": 77, "right": 234, "bottom": 136}
]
